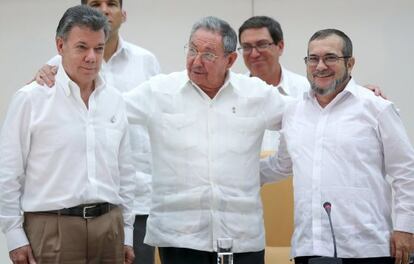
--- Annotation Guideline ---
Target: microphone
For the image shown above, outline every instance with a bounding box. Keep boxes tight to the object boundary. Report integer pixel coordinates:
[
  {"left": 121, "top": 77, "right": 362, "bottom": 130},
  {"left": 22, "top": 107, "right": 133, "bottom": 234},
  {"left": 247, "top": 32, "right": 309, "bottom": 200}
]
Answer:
[{"left": 309, "top": 202, "right": 342, "bottom": 264}]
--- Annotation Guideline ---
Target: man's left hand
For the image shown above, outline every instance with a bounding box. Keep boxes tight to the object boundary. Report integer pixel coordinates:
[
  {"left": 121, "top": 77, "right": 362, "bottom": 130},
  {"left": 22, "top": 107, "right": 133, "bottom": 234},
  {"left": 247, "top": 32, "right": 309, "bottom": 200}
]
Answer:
[
  {"left": 391, "top": 230, "right": 413, "bottom": 264},
  {"left": 124, "top": 245, "right": 135, "bottom": 264}
]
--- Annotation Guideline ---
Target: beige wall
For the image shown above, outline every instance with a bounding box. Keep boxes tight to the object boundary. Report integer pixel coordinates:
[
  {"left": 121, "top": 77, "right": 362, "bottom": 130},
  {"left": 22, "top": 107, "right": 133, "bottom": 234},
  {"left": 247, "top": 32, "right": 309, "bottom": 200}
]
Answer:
[{"left": 1, "top": 0, "right": 413, "bottom": 262}]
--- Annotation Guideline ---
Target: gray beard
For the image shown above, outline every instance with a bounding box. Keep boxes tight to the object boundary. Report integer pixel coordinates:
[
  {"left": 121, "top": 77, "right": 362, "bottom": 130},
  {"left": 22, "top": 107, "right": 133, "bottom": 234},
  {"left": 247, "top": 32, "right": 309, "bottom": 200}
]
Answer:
[{"left": 311, "top": 71, "right": 349, "bottom": 96}]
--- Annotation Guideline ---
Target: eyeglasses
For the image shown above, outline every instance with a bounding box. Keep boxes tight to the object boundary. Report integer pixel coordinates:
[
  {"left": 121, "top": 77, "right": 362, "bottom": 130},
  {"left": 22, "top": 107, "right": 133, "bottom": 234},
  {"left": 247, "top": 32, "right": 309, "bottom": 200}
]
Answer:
[
  {"left": 184, "top": 45, "right": 219, "bottom": 63},
  {"left": 237, "top": 42, "right": 275, "bottom": 54},
  {"left": 304, "top": 54, "right": 351, "bottom": 66}
]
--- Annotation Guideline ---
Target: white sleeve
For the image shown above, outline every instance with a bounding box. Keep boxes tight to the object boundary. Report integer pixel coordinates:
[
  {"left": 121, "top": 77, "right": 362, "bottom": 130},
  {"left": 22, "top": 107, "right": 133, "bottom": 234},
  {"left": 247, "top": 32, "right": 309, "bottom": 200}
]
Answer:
[
  {"left": 123, "top": 80, "right": 153, "bottom": 126},
  {"left": 0, "top": 90, "right": 32, "bottom": 251},
  {"left": 263, "top": 84, "right": 297, "bottom": 131},
  {"left": 260, "top": 130, "right": 293, "bottom": 185},
  {"left": 116, "top": 101, "right": 136, "bottom": 246},
  {"left": 46, "top": 54, "right": 61, "bottom": 66},
  {"left": 380, "top": 104, "right": 414, "bottom": 234}
]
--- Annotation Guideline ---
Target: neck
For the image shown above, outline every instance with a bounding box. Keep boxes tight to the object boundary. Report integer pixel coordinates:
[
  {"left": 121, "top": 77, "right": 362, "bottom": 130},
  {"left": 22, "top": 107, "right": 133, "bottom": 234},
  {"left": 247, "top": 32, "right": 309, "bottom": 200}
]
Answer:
[
  {"left": 104, "top": 33, "right": 119, "bottom": 62},
  {"left": 254, "top": 64, "right": 281, "bottom": 86},
  {"left": 78, "top": 80, "right": 95, "bottom": 109},
  {"left": 198, "top": 82, "right": 222, "bottom": 99}
]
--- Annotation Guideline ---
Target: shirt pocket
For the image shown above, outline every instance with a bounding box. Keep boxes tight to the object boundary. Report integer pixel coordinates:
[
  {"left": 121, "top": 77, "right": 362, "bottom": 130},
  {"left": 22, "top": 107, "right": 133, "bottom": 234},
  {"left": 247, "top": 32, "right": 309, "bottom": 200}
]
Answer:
[
  {"left": 225, "top": 115, "right": 265, "bottom": 154},
  {"left": 160, "top": 113, "right": 198, "bottom": 150}
]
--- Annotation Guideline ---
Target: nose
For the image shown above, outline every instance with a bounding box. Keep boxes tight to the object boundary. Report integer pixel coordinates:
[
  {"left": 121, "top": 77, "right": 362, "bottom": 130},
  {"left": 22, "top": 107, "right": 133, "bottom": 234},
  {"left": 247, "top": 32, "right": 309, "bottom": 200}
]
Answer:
[
  {"left": 85, "top": 49, "right": 97, "bottom": 63},
  {"left": 315, "top": 58, "right": 328, "bottom": 70},
  {"left": 192, "top": 52, "right": 203, "bottom": 65},
  {"left": 249, "top": 47, "right": 261, "bottom": 58},
  {"left": 98, "top": 3, "right": 110, "bottom": 16}
]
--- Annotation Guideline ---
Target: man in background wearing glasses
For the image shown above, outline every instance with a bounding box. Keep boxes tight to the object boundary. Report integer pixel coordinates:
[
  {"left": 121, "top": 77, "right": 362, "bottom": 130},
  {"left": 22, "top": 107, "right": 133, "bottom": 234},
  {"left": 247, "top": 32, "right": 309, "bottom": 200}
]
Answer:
[
  {"left": 238, "top": 16, "right": 310, "bottom": 156},
  {"left": 261, "top": 28, "right": 414, "bottom": 264}
]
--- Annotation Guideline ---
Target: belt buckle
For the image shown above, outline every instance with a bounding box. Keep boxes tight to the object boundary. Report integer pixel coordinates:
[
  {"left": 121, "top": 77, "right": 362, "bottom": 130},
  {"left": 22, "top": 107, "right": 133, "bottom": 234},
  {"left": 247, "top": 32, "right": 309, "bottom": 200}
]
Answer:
[{"left": 82, "top": 204, "right": 97, "bottom": 219}]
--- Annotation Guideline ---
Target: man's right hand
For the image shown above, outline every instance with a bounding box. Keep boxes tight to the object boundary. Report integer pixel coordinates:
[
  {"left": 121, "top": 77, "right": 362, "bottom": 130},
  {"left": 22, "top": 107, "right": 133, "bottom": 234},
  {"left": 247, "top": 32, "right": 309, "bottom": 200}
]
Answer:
[
  {"left": 35, "top": 65, "right": 58, "bottom": 87},
  {"left": 9, "top": 245, "right": 37, "bottom": 264}
]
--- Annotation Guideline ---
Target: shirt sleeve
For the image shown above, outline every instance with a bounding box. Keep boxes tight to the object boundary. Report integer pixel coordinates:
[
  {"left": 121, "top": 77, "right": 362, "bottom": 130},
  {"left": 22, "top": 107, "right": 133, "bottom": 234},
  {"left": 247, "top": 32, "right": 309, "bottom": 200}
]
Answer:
[
  {"left": 123, "top": 80, "right": 153, "bottom": 126},
  {"left": 116, "top": 101, "right": 136, "bottom": 246},
  {"left": 379, "top": 104, "right": 414, "bottom": 234},
  {"left": 260, "top": 130, "right": 293, "bottom": 185},
  {"left": 262, "top": 83, "right": 297, "bottom": 131},
  {"left": 46, "top": 55, "right": 61, "bottom": 66},
  {"left": 0, "top": 90, "right": 32, "bottom": 251},
  {"left": 150, "top": 55, "right": 161, "bottom": 76}
]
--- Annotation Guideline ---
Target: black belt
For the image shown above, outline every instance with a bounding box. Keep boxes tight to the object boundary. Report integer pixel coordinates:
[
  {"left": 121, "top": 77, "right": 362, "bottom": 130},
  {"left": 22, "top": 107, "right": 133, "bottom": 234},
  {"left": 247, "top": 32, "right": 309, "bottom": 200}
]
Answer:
[{"left": 40, "top": 203, "right": 116, "bottom": 219}]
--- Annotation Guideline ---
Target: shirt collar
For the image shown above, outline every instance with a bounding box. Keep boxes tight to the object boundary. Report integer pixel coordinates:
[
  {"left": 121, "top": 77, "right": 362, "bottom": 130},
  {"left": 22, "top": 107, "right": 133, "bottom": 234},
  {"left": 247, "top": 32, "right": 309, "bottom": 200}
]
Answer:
[
  {"left": 275, "top": 66, "right": 290, "bottom": 95},
  {"left": 247, "top": 65, "right": 289, "bottom": 94},
  {"left": 56, "top": 61, "right": 106, "bottom": 97},
  {"left": 187, "top": 70, "right": 232, "bottom": 98},
  {"left": 112, "top": 36, "right": 127, "bottom": 58}
]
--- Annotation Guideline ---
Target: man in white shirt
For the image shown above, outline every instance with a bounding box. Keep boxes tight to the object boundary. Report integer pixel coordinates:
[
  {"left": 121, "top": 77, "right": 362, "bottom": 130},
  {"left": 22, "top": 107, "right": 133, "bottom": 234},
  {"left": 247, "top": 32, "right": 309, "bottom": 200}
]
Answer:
[
  {"left": 261, "top": 28, "right": 414, "bottom": 264},
  {"left": 36, "top": 1, "right": 160, "bottom": 263},
  {"left": 238, "top": 16, "right": 310, "bottom": 154},
  {"left": 123, "top": 16, "right": 292, "bottom": 264},
  {"left": 0, "top": 5, "right": 135, "bottom": 264}
]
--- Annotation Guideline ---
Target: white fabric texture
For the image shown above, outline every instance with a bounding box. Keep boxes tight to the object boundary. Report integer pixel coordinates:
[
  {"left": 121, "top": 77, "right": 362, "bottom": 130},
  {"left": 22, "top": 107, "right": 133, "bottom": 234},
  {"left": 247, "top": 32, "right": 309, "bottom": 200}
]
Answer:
[
  {"left": 123, "top": 70, "right": 293, "bottom": 253},
  {"left": 0, "top": 65, "right": 136, "bottom": 251},
  {"left": 48, "top": 37, "right": 160, "bottom": 215},
  {"left": 261, "top": 78, "right": 414, "bottom": 258}
]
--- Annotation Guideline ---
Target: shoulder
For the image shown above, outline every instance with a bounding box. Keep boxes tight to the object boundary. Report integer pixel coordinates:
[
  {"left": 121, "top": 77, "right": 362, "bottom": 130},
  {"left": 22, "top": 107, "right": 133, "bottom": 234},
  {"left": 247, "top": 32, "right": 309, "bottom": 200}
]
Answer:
[
  {"left": 123, "top": 41, "right": 159, "bottom": 62},
  {"left": 6, "top": 82, "right": 48, "bottom": 112},
  {"left": 281, "top": 67, "right": 310, "bottom": 96},
  {"left": 17, "top": 81, "right": 52, "bottom": 98},
  {"left": 350, "top": 81, "right": 393, "bottom": 114},
  {"left": 140, "top": 71, "right": 188, "bottom": 93},
  {"left": 230, "top": 72, "right": 274, "bottom": 97}
]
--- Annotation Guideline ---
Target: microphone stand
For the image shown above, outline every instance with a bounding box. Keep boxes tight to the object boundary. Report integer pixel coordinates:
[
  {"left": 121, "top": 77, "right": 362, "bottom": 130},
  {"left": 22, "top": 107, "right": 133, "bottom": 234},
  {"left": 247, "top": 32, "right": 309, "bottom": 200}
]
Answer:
[{"left": 309, "top": 202, "right": 342, "bottom": 264}]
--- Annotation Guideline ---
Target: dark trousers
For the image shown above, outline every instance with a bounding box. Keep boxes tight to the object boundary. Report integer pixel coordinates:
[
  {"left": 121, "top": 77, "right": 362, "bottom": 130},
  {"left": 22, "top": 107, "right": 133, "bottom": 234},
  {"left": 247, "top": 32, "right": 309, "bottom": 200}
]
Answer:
[
  {"left": 159, "top": 247, "right": 265, "bottom": 264},
  {"left": 295, "top": 256, "right": 394, "bottom": 264},
  {"left": 133, "top": 214, "right": 155, "bottom": 264}
]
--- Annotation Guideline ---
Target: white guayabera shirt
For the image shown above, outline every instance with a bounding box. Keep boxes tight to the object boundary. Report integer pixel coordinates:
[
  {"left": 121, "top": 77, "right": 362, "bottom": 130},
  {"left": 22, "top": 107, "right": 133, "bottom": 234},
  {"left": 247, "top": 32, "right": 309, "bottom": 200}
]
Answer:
[
  {"left": 124, "top": 70, "right": 293, "bottom": 253},
  {"left": 261, "top": 78, "right": 414, "bottom": 258}
]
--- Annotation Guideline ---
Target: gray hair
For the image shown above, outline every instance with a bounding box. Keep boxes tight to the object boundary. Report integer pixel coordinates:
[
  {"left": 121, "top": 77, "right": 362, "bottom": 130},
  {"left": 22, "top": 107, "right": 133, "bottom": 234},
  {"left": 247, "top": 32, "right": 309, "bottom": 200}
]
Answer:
[
  {"left": 308, "top": 28, "right": 353, "bottom": 57},
  {"left": 189, "top": 16, "right": 237, "bottom": 54},
  {"left": 56, "top": 5, "right": 109, "bottom": 41}
]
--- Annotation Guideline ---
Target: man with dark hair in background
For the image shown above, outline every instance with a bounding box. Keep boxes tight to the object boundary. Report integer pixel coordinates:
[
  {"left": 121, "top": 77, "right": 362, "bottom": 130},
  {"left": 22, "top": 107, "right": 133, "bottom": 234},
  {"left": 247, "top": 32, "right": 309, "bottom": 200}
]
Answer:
[{"left": 238, "top": 16, "right": 309, "bottom": 155}]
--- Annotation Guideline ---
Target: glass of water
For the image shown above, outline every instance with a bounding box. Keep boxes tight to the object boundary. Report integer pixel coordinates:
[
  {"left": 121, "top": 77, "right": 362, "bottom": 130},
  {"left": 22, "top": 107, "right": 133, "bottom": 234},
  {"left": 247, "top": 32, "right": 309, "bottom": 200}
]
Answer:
[{"left": 217, "top": 238, "right": 233, "bottom": 264}]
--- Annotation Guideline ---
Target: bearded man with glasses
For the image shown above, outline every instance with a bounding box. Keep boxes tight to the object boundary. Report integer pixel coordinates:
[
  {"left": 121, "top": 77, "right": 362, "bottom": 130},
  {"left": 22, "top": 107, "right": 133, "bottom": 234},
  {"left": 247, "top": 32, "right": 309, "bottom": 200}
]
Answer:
[{"left": 261, "top": 28, "right": 414, "bottom": 264}]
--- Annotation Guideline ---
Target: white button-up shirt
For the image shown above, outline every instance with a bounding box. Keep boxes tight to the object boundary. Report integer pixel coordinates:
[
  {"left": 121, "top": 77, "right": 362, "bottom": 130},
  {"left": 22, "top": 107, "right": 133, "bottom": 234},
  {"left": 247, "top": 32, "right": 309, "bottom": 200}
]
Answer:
[
  {"left": 0, "top": 65, "right": 135, "bottom": 251},
  {"left": 123, "top": 70, "right": 292, "bottom": 253},
  {"left": 260, "top": 67, "right": 310, "bottom": 153},
  {"left": 48, "top": 37, "right": 160, "bottom": 215},
  {"left": 261, "top": 78, "right": 414, "bottom": 258}
]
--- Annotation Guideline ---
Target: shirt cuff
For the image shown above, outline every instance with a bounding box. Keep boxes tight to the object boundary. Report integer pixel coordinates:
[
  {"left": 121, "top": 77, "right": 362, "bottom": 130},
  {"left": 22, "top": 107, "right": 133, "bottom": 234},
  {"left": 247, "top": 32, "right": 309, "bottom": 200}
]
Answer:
[
  {"left": 6, "top": 227, "right": 30, "bottom": 252},
  {"left": 394, "top": 213, "right": 414, "bottom": 234},
  {"left": 124, "top": 226, "right": 133, "bottom": 247}
]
